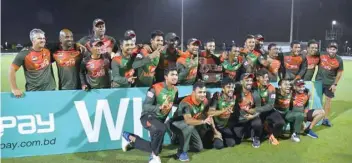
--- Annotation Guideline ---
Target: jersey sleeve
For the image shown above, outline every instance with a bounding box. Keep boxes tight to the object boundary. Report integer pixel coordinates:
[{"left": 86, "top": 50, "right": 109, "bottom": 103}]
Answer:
[
  {"left": 297, "top": 55, "right": 308, "bottom": 79},
  {"left": 111, "top": 60, "right": 129, "bottom": 85},
  {"left": 143, "top": 87, "right": 160, "bottom": 113},
  {"left": 12, "top": 51, "right": 27, "bottom": 69}
]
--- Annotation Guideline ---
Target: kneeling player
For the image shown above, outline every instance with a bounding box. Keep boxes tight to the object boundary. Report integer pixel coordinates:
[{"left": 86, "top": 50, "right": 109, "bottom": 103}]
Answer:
[
  {"left": 122, "top": 67, "right": 179, "bottom": 163},
  {"left": 292, "top": 79, "right": 325, "bottom": 138},
  {"left": 171, "top": 81, "right": 217, "bottom": 162},
  {"left": 207, "top": 78, "right": 237, "bottom": 149}
]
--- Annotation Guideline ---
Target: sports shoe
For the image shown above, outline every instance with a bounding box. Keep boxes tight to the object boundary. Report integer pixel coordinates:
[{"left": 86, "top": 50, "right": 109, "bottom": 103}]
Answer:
[
  {"left": 305, "top": 129, "right": 318, "bottom": 139},
  {"left": 268, "top": 134, "right": 279, "bottom": 145},
  {"left": 122, "top": 131, "right": 132, "bottom": 142},
  {"left": 122, "top": 142, "right": 134, "bottom": 152},
  {"left": 322, "top": 119, "right": 332, "bottom": 127},
  {"left": 291, "top": 133, "right": 300, "bottom": 142},
  {"left": 149, "top": 154, "right": 161, "bottom": 163},
  {"left": 252, "top": 137, "right": 261, "bottom": 148},
  {"left": 177, "top": 152, "right": 190, "bottom": 162}
]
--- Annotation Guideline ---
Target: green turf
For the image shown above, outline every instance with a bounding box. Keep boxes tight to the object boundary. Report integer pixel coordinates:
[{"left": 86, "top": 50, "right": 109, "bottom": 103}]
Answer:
[{"left": 1, "top": 54, "right": 352, "bottom": 163}]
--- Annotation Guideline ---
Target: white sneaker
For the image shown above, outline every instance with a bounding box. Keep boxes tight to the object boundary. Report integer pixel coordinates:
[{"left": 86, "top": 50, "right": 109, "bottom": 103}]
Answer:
[
  {"left": 149, "top": 155, "right": 161, "bottom": 163},
  {"left": 291, "top": 133, "right": 301, "bottom": 143},
  {"left": 122, "top": 142, "right": 131, "bottom": 152}
]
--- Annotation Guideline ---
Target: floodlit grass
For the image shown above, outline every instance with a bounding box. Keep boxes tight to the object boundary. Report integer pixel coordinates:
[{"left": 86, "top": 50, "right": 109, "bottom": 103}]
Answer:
[{"left": 1, "top": 54, "right": 352, "bottom": 163}]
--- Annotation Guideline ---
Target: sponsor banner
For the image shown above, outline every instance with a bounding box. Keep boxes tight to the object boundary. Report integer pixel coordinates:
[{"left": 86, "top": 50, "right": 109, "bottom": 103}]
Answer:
[{"left": 0, "top": 82, "right": 322, "bottom": 158}]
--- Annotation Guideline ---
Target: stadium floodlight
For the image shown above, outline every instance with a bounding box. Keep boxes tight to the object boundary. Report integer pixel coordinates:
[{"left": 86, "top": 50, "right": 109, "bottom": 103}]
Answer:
[{"left": 332, "top": 20, "right": 337, "bottom": 31}]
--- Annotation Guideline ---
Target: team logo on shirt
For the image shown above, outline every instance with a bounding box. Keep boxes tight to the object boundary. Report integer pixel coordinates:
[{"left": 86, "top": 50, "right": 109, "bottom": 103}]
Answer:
[{"left": 32, "top": 56, "right": 38, "bottom": 61}]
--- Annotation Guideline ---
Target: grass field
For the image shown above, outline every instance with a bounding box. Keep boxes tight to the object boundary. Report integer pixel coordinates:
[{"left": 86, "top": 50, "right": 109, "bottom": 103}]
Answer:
[{"left": 1, "top": 54, "right": 352, "bottom": 163}]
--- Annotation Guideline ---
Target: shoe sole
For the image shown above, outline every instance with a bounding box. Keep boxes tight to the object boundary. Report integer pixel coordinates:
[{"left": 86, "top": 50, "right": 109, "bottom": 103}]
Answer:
[
  {"left": 252, "top": 144, "right": 260, "bottom": 148},
  {"left": 179, "top": 158, "right": 190, "bottom": 162},
  {"left": 307, "top": 134, "right": 318, "bottom": 139}
]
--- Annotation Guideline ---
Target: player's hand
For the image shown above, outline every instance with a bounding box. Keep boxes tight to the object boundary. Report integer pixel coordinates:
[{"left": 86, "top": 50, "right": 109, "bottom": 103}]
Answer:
[
  {"left": 127, "top": 77, "right": 137, "bottom": 84},
  {"left": 244, "top": 114, "right": 256, "bottom": 120},
  {"left": 149, "top": 49, "right": 161, "bottom": 59},
  {"left": 82, "top": 85, "right": 89, "bottom": 91},
  {"left": 329, "top": 85, "right": 337, "bottom": 93},
  {"left": 11, "top": 89, "right": 23, "bottom": 98},
  {"left": 78, "top": 44, "right": 87, "bottom": 53},
  {"left": 247, "top": 108, "right": 256, "bottom": 114},
  {"left": 202, "top": 116, "right": 213, "bottom": 125},
  {"left": 225, "top": 106, "right": 233, "bottom": 114}
]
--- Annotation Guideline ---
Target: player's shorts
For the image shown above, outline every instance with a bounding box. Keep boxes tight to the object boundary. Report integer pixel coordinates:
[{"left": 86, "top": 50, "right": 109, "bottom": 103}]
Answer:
[
  {"left": 305, "top": 109, "right": 324, "bottom": 122},
  {"left": 323, "top": 84, "right": 335, "bottom": 98}
]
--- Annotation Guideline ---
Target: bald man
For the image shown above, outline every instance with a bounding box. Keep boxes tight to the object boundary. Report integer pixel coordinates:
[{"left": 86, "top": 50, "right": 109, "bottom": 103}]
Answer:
[{"left": 52, "top": 29, "right": 83, "bottom": 90}]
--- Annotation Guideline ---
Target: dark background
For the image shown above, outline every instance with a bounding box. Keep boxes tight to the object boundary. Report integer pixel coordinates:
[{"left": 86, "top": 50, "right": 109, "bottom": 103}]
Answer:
[{"left": 1, "top": 0, "right": 352, "bottom": 46}]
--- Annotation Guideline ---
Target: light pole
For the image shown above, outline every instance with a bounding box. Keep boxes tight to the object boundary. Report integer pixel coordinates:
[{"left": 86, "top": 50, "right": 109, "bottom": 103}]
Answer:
[
  {"left": 289, "top": 0, "right": 294, "bottom": 43},
  {"left": 181, "top": 0, "right": 184, "bottom": 52},
  {"left": 332, "top": 20, "right": 337, "bottom": 31}
]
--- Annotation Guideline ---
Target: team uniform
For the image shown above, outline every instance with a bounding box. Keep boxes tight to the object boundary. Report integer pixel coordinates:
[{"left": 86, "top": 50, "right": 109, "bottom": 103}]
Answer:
[
  {"left": 176, "top": 51, "right": 198, "bottom": 85},
  {"left": 279, "top": 53, "right": 307, "bottom": 79},
  {"left": 240, "top": 48, "right": 261, "bottom": 74},
  {"left": 258, "top": 54, "right": 281, "bottom": 82},
  {"left": 79, "top": 54, "right": 111, "bottom": 89},
  {"left": 12, "top": 48, "right": 56, "bottom": 91},
  {"left": 132, "top": 48, "right": 160, "bottom": 87},
  {"left": 198, "top": 51, "right": 223, "bottom": 87},
  {"left": 209, "top": 92, "right": 237, "bottom": 148},
  {"left": 78, "top": 35, "right": 118, "bottom": 59},
  {"left": 52, "top": 48, "right": 82, "bottom": 90},
  {"left": 111, "top": 55, "right": 135, "bottom": 88},
  {"left": 222, "top": 54, "right": 243, "bottom": 81},
  {"left": 303, "top": 54, "right": 320, "bottom": 81},
  {"left": 155, "top": 48, "right": 180, "bottom": 83},
  {"left": 315, "top": 53, "right": 344, "bottom": 98}
]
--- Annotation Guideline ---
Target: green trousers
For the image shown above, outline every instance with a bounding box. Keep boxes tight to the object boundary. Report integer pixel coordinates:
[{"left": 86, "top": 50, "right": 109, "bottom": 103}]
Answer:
[
  {"left": 283, "top": 111, "right": 304, "bottom": 133},
  {"left": 171, "top": 121, "right": 205, "bottom": 153}
]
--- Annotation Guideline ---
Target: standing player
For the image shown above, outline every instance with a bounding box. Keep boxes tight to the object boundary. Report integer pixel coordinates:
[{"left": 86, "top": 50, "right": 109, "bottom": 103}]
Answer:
[
  {"left": 52, "top": 29, "right": 82, "bottom": 90},
  {"left": 9, "top": 28, "right": 56, "bottom": 97},
  {"left": 254, "top": 34, "right": 265, "bottom": 55},
  {"left": 133, "top": 30, "right": 164, "bottom": 87},
  {"left": 258, "top": 43, "right": 281, "bottom": 82},
  {"left": 303, "top": 40, "right": 320, "bottom": 81},
  {"left": 292, "top": 79, "right": 325, "bottom": 138},
  {"left": 77, "top": 18, "right": 118, "bottom": 59},
  {"left": 275, "top": 78, "right": 304, "bottom": 142},
  {"left": 222, "top": 44, "right": 243, "bottom": 81},
  {"left": 233, "top": 73, "right": 263, "bottom": 148},
  {"left": 279, "top": 40, "right": 307, "bottom": 80},
  {"left": 177, "top": 38, "right": 201, "bottom": 85},
  {"left": 241, "top": 35, "right": 261, "bottom": 74},
  {"left": 80, "top": 41, "right": 111, "bottom": 90},
  {"left": 315, "top": 42, "right": 344, "bottom": 127},
  {"left": 171, "top": 81, "right": 217, "bottom": 161},
  {"left": 111, "top": 37, "right": 136, "bottom": 88},
  {"left": 255, "top": 69, "right": 285, "bottom": 145},
  {"left": 122, "top": 67, "right": 179, "bottom": 163},
  {"left": 208, "top": 78, "right": 237, "bottom": 149},
  {"left": 198, "top": 39, "right": 223, "bottom": 87},
  {"left": 155, "top": 32, "right": 181, "bottom": 83}
]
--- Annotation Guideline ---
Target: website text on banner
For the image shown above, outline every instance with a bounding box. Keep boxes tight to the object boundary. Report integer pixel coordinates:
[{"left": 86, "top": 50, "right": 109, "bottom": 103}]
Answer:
[{"left": 0, "top": 81, "right": 323, "bottom": 158}]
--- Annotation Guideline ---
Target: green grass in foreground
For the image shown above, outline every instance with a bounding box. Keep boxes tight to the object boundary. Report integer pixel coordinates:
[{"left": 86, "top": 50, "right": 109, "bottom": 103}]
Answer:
[{"left": 1, "top": 54, "right": 352, "bottom": 163}]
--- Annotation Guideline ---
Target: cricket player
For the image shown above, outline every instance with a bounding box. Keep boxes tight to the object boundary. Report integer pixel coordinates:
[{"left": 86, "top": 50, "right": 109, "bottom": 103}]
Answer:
[
  {"left": 9, "top": 28, "right": 56, "bottom": 97},
  {"left": 233, "top": 73, "right": 263, "bottom": 148},
  {"left": 315, "top": 42, "right": 344, "bottom": 127},
  {"left": 171, "top": 81, "right": 217, "bottom": 161},
  {"left": 177, "top": 38, "right": 201, "bottom": 85},
  {"left": 208, "top": 77, "right": 237, "bottom": 149},
  {"left": 222, "top": 44, "right": 243, "bottom": 81},
  {"left": 254, "top": 34, "right": 265, "bottom": 55},
  {"left": 240, "top": 35, "right": 261, "bottom": 74},
  {"left": 79, "top": 41, "right": 111, "bottom": 90},
  {"left": 132, "top": 30, "right": 164, "bottom": 87},
  {"left": 303, "top": 40, "right": 320, "bottom": 81},
  {"left": 77, "top": 18, "right": 118, "bottom": 59},
  {"left": 111, "top": 37, "right": 137, "bottom": 88},
  {"left": 275, "top": 78, "right": 304, "bottom": 142},
  {"left": 122, "top": 66, "right": 179, "bottom": 163},
  {"left": 255, "top": 69, "right": 285, "bottom": 145},
  {"left": 292, "top": 79, "right": 325, "bottom": 138},
  {"left": 258, "top": 43, "right": 281, "bottom": 82},
  {"left": 52, "top": 29, "right": 82, "bottom": 90},
  {"left": 279, "top": 40, "right": 307, "bottom": 80}
]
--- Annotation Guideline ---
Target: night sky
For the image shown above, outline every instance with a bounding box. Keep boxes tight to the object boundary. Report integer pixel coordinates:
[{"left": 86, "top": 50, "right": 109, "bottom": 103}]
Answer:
[{"left": 1, "top": 0, "right": 352, "bottom": 45}]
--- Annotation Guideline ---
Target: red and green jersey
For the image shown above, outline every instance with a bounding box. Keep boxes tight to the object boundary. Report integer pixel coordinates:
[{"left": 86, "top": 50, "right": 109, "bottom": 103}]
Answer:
[
  {"left": 111, "top": 55, "right": 135, "bottom": 88},
  {"left": 176, "top": 51, "right": 198, "bottom": 85},
  {"left": 155, "top": 48, "right": 180, "bottom": 83},
  {"left": 174, "top": 93, "right": 209, "bottom": 120},
  {"left": 303, "top": 55, "right": 320, "bottom": 81},
  {"left": 80, "top": 56, "right": 111, "bottom": 89},
  {"left": 141, "top": 82, "right": 178, "bottom": 121},
  {"left": 12, "top": 48, "right": 56, "bottom": 91},
  {"left": 210, "top": 92, "right": 236, "bottom": 127},
  {"left": 316, "top": 54, "right": 343, "bottom": 85},
  {"left": 274, "top": 88, "right": 292, "bottom": 114},
  {"left": 132, "top": 48, "right": 160, "bottom": 87},
  {"left": 258, "top": 54, "right": 281, "bottom": 82},
  {"left": 280, "top": 53, "right": 307, "bottom": 79},
  {"left": 241, "top": 48, "right": 261, "bottom": 74},
  {"left": 78, "top": 35, "right": 118, "bottom": 58},
  {"left": 52, "top": 48, "right": 82, "bottom": 90},
  {"left": 291, "top": 89, "right": 310, "bottom": 112},
  {"left": 256, "top": 83, "right": 276, "bottom": 109}
]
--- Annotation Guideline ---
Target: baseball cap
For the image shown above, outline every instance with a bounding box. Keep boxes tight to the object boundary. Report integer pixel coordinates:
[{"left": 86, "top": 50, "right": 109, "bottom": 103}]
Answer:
[
  {"left": 124, "top": 30, "right": 136, "bottom": 38},
  {"left": 255, "top": 34, "right": 264, "bottom": 41},
  {"left": 328, "top": 42, "right": 338, "bottom": 49},
  {"left": 187, "top": 38, "right": 201, "bottom": 46},
  {"left": 294, "top": 79, "right": 305, "bottom": 86},
  {"left": 93, "top": 18, "right": 105, "bottom": 27},
  {"left": 240, "top": 73, "right": 255, "bottom": 80},
  {"left": 91, "top": 41, "right": 104, "bottom": 47},
  {"left": 165, "top": 32, "right": 180, "bottom": 42}
]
